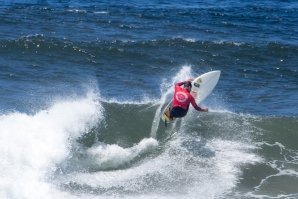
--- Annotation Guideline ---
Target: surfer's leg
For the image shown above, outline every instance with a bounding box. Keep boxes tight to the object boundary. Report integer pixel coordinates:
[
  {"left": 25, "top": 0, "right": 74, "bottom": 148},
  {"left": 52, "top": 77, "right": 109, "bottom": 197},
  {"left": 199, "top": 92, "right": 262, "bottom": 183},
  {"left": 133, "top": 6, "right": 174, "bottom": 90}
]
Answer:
[
  {"left": 181, "top": 104, "right": 190, "bottom": 117},
  {"left": 162, "top": 105, "right": 172, "bottom": 122},
  {"left": 171, "top": 104, "right": 190, "bottom": 118},
  {"left": 165, "top": 106, "right": 173, "bottom": 120},
  {"left": 170, "top": 107, "right": 187, "bottom": 118}
]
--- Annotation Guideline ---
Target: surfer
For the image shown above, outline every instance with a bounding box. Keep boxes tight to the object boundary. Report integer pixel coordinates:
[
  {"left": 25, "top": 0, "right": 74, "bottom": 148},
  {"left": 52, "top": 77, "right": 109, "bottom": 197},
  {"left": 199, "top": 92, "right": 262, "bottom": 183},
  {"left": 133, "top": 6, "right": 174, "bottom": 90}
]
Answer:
[{"left": 165, "top": 78, "right": 208, "bottom": 120}]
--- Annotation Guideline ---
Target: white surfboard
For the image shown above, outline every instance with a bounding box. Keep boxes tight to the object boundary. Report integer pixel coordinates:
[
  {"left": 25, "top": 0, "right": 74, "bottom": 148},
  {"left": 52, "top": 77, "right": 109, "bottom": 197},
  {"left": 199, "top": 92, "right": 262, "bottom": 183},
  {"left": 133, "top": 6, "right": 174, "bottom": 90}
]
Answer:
[{"left": 161, "top": 70, "right": 221, "bottom": 123}]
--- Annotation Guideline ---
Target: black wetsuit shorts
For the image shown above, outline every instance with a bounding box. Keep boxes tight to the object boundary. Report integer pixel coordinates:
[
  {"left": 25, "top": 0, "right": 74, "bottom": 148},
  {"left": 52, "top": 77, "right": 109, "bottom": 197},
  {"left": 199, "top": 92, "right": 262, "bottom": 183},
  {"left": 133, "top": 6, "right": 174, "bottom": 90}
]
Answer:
[{"left": 170, "top": 105, "right": 189, "bottom": 118}]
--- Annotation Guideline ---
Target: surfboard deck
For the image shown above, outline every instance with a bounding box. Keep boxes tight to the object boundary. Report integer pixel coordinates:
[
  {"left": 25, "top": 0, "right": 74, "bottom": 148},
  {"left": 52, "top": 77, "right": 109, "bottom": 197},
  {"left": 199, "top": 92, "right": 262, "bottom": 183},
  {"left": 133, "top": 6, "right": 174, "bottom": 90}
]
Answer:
[{"left": 161, "top": 70, "right": 221, "bottom": 123}]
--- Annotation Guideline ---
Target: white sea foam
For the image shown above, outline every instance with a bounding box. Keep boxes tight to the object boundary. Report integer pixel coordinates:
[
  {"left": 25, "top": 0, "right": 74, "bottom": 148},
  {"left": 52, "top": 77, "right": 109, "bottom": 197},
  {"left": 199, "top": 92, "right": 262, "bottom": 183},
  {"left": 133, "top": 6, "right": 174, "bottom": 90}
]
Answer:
[
  {"left": 59, "top": 132, "right": 261, "bottom": 199},
  {"left": 0, "top": 92, "right": 103, "bottom": 199},
  {"left": 86, "top": 138, "right": 158, "bottom": 170},
  {"left": 67, "top": 9, "right": 87, "bottom": 13},
  {"left": 183, "top": 38, "right": 196, "bottom": 42},
  {"left": 94, "top": 11, "right": 109, "bottom": 14},
  {"left": 100, "top": 95, "right": 159, "bottom": 105}
]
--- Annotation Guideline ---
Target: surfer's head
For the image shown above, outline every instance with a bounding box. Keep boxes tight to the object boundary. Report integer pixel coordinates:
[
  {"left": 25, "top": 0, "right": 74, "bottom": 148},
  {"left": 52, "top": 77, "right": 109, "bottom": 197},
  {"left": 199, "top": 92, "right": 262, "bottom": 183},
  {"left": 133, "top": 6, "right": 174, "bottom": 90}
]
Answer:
[{"left": 184, "top": 81, "right": 192, "bottom": 91}]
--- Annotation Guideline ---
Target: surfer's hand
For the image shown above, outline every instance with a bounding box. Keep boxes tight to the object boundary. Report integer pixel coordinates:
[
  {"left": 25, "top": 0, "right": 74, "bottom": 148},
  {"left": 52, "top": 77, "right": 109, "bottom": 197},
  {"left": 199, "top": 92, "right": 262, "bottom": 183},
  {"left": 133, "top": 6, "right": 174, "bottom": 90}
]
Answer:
[
  {"left": 202, "top": 108, "right": 208, "bottom": 112},
  {"left": 186, "top": 78, "right": 194, "bottom": 82},
  {"left": 191, "top": 90, "right": 197, "bottom": 98}
]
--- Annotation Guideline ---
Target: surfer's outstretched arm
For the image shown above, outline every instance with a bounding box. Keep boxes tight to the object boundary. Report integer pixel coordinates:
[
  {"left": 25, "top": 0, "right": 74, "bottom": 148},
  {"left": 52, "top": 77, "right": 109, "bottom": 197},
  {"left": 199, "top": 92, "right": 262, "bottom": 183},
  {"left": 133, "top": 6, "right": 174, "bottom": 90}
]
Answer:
[{"left": 189, "top": 96, "right": 208, "bottom": 112}]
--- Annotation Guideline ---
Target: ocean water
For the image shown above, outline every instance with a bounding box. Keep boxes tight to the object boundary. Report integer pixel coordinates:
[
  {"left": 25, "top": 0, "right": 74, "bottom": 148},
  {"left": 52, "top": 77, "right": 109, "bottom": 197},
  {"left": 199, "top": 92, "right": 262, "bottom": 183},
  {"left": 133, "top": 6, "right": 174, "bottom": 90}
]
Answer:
[{"left": 0, "top": 0, "right": 298, "bottom": 198}]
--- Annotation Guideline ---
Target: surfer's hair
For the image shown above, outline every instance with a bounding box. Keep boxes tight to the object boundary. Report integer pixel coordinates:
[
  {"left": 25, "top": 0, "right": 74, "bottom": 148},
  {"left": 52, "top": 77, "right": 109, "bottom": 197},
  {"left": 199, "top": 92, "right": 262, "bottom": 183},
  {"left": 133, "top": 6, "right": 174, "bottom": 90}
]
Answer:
[{"left": 184, "top": 81, "right": 192, "bottom": 88}]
